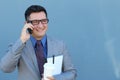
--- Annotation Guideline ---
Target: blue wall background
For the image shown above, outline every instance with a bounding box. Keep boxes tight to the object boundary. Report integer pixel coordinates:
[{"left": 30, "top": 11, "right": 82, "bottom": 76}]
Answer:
[{"left": 0, "top": 0, "right": 120, "bottom": 80}]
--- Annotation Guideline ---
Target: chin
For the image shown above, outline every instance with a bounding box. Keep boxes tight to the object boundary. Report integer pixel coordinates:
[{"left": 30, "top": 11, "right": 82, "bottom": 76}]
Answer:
[{"left": 38, "top": 33, "right": 45, "bottom": 37}]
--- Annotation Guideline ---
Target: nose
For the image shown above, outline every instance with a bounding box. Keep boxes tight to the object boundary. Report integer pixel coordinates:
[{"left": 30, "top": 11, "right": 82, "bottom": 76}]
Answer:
[{"left": 35, "top": 22, "right": 44, "bottom": 28}]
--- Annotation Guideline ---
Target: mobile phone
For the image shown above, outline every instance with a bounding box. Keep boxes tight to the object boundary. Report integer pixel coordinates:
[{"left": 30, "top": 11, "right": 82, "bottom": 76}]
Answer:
[{"left": 27, "top": 28, "right": 33, "bottom": 34}]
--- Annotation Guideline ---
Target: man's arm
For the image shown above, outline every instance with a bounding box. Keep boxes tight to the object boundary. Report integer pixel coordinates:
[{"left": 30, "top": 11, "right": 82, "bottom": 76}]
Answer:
[
  {"left": 0, "top": 23, "right": 33, "bottom": 72},
  {"left": 0, "top": 39, "right": 25, "bottom": 72}
]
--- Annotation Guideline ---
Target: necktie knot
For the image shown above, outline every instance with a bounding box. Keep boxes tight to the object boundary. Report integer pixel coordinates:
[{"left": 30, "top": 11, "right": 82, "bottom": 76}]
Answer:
[{"left": 35, "top": 40, "right": 42, "bottom": 47}]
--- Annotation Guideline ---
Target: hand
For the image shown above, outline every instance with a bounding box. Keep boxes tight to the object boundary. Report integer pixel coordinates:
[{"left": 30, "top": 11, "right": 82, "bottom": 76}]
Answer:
[
  {"left": 20, "top": 23, "right": 34, "bottom": 43},
  {"left": 42, "top": 76, "right": 55, "bottom": 80},
  {"left": 47, "top": 76, "right": 55, "bottom": 80}
]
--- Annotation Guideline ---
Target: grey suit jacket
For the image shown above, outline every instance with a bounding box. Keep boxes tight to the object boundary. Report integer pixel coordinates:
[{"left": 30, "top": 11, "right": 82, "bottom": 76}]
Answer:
[{"left": 0, "top": 36, "right": 77, "bottom": 80}]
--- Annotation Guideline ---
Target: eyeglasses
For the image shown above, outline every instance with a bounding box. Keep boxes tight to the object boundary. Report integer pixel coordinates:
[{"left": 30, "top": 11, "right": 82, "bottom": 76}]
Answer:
[{"left": 27, "top": 19, "right": 49, "bottom": 25}]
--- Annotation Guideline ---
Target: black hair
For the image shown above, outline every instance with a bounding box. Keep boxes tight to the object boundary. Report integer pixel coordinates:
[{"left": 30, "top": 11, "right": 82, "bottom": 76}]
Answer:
[{"left": 25, "top": 5, "right": 48, "bottom": 21}]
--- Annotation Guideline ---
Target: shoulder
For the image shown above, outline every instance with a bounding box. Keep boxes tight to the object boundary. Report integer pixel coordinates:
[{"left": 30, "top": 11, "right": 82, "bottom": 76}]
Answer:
[
  {"left": 47, "top": 36, "right": 69, "bottom": 55},
  {"left": 47, "top": 36, "right": 67, "bottom": 50},
  {"left": 47, "top": 36, "right": 65, "bottom": 45}
]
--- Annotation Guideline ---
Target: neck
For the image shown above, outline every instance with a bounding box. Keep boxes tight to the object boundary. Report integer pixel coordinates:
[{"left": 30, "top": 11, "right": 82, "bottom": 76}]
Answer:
[{"left": 31, "top": 35, "right": 45, "bottom": 41}]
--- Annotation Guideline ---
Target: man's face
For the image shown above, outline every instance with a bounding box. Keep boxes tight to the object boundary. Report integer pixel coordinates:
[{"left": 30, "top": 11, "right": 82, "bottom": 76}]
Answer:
[{"left": 28, "top": 11, "right": 48, "bottom": 40}]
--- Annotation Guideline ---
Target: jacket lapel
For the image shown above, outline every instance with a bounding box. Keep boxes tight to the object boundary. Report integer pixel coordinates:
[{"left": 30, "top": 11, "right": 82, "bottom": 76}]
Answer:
[{"left": 25, "top": 39, "right": 39, "bottom": 74}]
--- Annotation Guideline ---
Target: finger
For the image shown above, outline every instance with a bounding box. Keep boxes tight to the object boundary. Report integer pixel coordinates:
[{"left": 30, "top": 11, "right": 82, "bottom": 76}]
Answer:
[
  {"left": 47, "top": 76, "right": 55, "bottom": 80},
  {"left": 26, "top": 23, "right": 34, "bottom": 30}
]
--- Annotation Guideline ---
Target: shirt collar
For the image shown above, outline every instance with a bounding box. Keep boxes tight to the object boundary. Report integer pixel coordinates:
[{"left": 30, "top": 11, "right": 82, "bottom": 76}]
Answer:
[{"left": 30, "top": 35, "right": 47, "bottom": 48}]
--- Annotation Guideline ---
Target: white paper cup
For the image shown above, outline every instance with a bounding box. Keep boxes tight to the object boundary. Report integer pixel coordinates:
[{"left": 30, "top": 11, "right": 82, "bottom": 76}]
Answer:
[{"left": 43, "top": 63, "right": 55, "bottom": 80}]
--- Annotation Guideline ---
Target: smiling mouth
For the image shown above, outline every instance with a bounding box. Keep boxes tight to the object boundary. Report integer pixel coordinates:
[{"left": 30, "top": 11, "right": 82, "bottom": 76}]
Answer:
[{"left": 36, "top": 28, "right": 44, "bottom": 32}]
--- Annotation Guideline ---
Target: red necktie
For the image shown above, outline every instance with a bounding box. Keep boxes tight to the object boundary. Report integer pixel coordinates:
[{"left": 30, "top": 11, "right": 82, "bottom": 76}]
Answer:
[{"left": 35, "top": 40, "right": 45, "bottom": 78}]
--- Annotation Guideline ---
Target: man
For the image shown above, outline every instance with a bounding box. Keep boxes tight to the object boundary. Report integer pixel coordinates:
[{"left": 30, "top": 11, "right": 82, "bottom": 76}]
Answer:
[{"left": 0, "top": 5, "right": 77, "bottom": 80}]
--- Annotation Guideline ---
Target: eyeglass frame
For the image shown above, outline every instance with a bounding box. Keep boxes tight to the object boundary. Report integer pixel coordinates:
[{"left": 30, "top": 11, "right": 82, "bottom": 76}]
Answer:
[{"left": 27, "top": 19, "right": 49, "bottom": 25}]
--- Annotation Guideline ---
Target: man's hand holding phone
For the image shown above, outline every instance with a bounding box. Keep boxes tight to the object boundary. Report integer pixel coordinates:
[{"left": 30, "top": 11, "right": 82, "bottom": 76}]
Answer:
[{"left": 20, "top": 23, "right": 34, "bottom": 43}]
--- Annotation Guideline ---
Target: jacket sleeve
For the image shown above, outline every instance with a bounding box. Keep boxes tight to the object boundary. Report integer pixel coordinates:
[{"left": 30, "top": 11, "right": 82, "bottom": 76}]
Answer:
[
  {"left": 54, "top": 42, "right": 77, "bottom": 80},
  {"left": 0, "top": 39, "right": 25, "bottom": 73}
]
